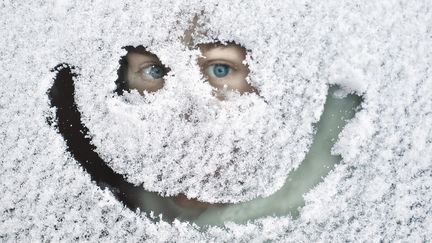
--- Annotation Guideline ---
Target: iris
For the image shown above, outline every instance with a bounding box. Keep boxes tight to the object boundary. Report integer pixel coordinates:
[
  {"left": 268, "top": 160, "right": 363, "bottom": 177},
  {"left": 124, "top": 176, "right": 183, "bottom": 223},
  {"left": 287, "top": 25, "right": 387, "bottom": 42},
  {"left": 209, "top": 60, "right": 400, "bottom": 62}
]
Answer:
[
  {"left": 143, "top": 65, "right": 165, "bottom": 80},
  {"left": 209, "top": 64, "right": 231, "bottom": 78}
]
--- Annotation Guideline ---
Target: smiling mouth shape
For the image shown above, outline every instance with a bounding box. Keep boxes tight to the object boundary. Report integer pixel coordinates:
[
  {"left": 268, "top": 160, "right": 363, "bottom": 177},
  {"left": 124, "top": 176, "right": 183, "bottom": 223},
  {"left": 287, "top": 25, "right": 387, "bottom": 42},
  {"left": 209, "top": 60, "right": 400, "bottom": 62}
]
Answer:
[
  {"left": 173, "top": 193, "right": 226, "bottom": 209},
  {"left": 48, "top": 63, "right": 362, "bottom": 225}
]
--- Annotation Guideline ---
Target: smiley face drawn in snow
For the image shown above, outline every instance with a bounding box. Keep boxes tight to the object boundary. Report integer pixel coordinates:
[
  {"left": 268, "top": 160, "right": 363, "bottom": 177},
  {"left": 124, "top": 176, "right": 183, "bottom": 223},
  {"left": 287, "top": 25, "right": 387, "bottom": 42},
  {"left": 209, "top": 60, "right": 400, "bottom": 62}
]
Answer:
[
  {"left": 47, "top": 12, "right": 363, "bottom": 225},
  {"left": 48, "top": 47, "right": 362, "bottom": 226}
]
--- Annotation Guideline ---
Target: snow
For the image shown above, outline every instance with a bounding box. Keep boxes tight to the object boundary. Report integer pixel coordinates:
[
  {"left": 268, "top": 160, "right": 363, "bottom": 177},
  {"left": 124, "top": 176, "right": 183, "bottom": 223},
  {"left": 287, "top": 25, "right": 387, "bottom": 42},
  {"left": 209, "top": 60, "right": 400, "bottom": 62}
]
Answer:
[{"left": 1, "top": 0, "right": 431, "bottom": 241}]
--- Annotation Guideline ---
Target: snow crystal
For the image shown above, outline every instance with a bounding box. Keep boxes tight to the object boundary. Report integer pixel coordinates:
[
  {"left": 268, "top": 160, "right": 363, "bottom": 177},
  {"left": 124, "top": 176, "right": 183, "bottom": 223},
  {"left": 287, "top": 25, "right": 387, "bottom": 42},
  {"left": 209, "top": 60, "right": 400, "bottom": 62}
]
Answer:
[{"left": 0, "top": 0, "right": 431, "bottom": 241}]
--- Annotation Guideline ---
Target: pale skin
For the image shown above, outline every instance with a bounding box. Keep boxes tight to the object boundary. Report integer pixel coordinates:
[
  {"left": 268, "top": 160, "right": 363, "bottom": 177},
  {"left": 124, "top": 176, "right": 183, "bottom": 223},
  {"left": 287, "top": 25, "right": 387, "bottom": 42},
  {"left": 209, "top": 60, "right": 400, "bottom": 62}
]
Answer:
[
  {"left": 198, "top": 43, "right": 258, "bottom": 99},
  {"left": 126, "top": 50, "right": 166, "bottom": 94},
  {"left": 125, "top": 43, "right": 257, "bottom": 97},
  {"left": 124, "top": 42, "right": 257, "bottom": 209}
]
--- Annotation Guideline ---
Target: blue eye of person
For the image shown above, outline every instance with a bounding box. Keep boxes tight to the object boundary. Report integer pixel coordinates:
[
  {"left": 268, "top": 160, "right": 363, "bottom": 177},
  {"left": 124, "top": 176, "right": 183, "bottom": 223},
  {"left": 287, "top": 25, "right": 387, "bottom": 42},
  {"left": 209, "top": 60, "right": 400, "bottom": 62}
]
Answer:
[
  {"left": 142, "top": 65, "right": 166, "bottom": 80},
  {"left": 208, "top": 64, "right": 232, "bottom": 78}
]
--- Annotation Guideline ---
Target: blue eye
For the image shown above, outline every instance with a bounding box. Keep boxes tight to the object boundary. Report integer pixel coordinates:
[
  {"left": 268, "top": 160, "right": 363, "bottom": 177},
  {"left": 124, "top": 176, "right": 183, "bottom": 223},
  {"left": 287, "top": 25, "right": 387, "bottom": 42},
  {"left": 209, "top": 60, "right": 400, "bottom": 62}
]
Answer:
[
  {"left": 208, "top": 64, "right": 231, "bottom": 78},
  {"left": 142, "top": 65, "right": 166, "bottom": 80}
]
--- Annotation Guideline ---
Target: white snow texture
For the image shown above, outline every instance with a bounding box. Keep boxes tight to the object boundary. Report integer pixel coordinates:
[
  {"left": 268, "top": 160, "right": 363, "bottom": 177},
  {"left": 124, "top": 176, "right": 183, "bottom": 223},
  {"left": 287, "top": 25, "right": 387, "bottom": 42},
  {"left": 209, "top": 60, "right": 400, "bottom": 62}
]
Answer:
[{"left": 1, "top": 0, "right": 431, "bottom": 241}]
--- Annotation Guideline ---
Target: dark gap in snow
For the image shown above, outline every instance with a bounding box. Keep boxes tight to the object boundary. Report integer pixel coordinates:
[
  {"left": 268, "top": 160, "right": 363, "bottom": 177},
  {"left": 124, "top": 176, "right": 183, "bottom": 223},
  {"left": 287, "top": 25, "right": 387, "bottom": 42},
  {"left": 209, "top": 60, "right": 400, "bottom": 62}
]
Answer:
[{"left": 114, "top": 51, "right": 129, "bottom": 95}]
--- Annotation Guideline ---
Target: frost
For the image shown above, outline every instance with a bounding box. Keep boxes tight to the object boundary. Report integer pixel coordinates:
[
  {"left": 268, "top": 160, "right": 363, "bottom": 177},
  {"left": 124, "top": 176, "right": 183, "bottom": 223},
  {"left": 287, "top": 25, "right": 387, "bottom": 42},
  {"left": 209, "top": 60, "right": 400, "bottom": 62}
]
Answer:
[{"left": 1, "top": 0, "right": 432, "bottom": 241}]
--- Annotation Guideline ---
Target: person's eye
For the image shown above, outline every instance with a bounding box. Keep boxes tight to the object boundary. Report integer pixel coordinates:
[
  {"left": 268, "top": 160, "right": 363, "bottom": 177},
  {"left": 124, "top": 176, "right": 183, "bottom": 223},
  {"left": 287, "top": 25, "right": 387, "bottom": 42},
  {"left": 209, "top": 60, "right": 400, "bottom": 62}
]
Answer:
[
  {"left": 141, "top": 64, "right": 167, "bottom": 80},
  {"left": 206, "top": 63, "right": 233, "bottom": 78}
]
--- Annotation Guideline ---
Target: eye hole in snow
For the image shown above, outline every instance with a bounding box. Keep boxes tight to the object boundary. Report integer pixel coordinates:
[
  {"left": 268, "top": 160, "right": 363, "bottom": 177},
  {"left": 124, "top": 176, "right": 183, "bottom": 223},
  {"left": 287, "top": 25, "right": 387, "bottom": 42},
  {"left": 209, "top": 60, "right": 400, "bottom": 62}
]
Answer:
[
  {"left": 48, "top": 63, "right": 362, "bottom": 226},
  {"left": 197, "top": 42, "right": 259, "bottom": 99},
  {"left": 115, "top": 46, "right": 170, "bottom": 95}
]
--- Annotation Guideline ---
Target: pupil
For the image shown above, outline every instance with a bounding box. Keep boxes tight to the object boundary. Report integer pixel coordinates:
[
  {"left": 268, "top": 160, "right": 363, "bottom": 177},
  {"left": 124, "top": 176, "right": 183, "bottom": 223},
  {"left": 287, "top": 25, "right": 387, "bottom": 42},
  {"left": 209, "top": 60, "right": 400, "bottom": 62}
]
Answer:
[
  {"left": 213, "top": 64, "right": 229, "bottom": 77},
  {"left": 149, "top": 66, "right": 163, "bottom": 79}
]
